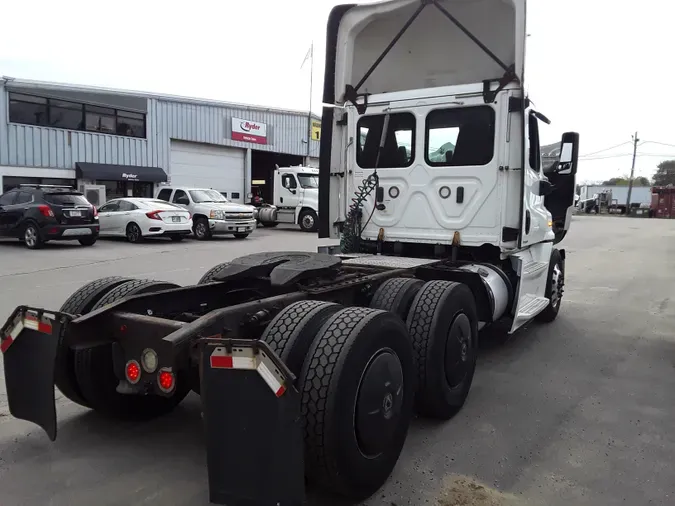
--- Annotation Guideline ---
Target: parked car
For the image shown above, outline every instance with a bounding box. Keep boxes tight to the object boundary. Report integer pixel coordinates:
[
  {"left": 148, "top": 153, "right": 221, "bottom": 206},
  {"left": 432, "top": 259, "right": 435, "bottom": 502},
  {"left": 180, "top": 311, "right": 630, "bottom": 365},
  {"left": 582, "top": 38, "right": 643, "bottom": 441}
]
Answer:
[
  {"left": 0, "top": 185, "right": 99, "bottom": 249},
  {"left": 97, "top": 198, "right": 192, "bottom": 243},
  {"left": 155, "top": 187, "right": 256, "bottom": 240}
]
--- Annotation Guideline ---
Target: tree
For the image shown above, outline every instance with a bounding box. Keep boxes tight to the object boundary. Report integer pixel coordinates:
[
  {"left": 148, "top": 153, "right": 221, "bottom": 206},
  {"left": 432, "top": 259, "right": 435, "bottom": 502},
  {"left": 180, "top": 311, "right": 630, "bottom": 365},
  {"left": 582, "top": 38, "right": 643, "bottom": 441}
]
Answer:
[
  {"left": 652, "top": 160, "right": 675, "bottom": 187},
  {"left": 601, "top": 176, "right": 650, "bottom": 186}
]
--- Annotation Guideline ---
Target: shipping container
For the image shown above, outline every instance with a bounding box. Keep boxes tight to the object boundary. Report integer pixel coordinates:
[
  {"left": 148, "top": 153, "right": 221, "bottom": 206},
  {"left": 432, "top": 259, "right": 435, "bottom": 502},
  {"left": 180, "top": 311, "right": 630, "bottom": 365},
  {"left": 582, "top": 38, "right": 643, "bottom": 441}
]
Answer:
[{"left": 652, "top": 187, "right": 675, "bottom": 219}]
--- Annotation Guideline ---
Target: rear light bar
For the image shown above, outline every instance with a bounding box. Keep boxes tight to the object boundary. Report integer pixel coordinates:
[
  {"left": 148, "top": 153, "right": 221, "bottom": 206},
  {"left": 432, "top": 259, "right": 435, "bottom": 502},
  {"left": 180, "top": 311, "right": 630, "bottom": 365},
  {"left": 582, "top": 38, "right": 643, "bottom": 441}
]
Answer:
[
  {"left": 146, "top": 210, "right": 162, "bottom": 220},
  {"left": 38, "top": 205, "right": 54, "bottom": 218}
]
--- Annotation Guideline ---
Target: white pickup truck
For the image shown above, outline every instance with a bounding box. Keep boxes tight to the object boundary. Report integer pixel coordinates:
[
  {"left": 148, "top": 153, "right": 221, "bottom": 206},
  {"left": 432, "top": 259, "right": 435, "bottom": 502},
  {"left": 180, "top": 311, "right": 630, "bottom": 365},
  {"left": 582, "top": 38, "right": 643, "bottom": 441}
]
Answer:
[{"left": 155, "top": 186, "right": 257, "bottom": 240}]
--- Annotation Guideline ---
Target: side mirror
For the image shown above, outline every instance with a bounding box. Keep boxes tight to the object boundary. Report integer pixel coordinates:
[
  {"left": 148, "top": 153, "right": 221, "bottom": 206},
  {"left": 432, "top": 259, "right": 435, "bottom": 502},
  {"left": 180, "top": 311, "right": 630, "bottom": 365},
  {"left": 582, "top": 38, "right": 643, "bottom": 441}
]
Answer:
[
  {"left": 556, "top": 132, "right": 580, "bottom": 175},
  {"left": 290, "top": 189, "right": 297, "bottom": 195}
]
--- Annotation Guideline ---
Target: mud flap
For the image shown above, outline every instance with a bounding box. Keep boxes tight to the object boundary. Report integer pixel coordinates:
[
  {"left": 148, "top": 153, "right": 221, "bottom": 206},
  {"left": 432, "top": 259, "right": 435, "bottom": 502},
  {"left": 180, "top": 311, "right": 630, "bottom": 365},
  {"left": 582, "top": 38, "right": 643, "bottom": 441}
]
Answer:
[
  {"left": 1, "top": 307, "right": 69, "bottom": 441},
  {"left": 199, "top": 338, "right": 304, "bottom": 506}
]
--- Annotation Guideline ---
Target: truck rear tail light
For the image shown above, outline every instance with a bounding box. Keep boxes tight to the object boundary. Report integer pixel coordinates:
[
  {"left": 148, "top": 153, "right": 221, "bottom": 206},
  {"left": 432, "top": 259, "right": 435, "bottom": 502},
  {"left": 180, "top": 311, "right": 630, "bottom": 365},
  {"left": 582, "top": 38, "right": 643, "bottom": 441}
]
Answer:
[
  {"left": 38, "top": 205, "right": 54, "bottom": 217},
  {"left": 125, "top": 360, "right": 141, "bottom": 384},
  {"left": 146, "top": 210, "right": 162, "bottom": 220},
  {"left": 158, "top": 368, "right": 175, "bottom": 393},
  {"left": 141, "top": 348, "right": 158, "bottom": 373}
]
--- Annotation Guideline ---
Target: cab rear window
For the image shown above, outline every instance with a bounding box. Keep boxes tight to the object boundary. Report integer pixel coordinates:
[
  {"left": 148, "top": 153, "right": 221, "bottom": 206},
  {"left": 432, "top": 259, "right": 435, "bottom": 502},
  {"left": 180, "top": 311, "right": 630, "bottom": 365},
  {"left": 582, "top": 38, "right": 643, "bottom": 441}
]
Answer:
[{"left": 43, "top": 193, "right": 90, "bottom": 206}]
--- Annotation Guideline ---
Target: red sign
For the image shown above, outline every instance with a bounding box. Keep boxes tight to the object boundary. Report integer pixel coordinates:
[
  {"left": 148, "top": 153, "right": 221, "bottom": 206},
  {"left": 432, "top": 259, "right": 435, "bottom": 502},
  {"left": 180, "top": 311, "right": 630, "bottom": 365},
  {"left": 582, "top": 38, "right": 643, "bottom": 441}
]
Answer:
[{"left": 231, "top": 117, "right": 267, "bottom": 145}]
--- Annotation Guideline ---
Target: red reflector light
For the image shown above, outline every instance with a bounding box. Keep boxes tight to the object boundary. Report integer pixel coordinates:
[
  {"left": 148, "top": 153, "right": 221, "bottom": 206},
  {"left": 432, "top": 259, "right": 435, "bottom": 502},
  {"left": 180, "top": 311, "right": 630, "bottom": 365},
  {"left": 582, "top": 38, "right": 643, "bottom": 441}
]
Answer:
[
  {"left": 125, "top": 360, "right": 141, "bottom": 384},
  {"left": 48, "top": 228, "right": 58, "bottom": 235},
  {"left": 146, "top": 210, "right": 162, "bottom": 220},
  {"left": 38, "top": 205, "right": 54, "bottom": 217},
  {"left": 158, "top": 369, "right": 175, "bottom": 393}
]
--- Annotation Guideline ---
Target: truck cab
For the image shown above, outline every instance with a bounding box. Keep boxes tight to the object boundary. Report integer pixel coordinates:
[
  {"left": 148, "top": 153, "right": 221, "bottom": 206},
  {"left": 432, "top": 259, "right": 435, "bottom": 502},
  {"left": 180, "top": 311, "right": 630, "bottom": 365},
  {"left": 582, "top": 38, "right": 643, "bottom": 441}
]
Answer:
[
  {"left": 318, "top": 0, "right": 579, "bottom": 331},
  {"left": 259, "top": 166, "right": 320, "bottom": 232}
]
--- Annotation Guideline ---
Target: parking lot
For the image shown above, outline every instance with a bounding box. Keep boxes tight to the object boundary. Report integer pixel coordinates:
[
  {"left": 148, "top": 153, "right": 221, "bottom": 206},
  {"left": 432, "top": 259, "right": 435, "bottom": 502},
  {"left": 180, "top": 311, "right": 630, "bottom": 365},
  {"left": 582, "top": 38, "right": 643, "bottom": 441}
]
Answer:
[{"left": 1, "top": 217, "right": 674, "bottom": 506}]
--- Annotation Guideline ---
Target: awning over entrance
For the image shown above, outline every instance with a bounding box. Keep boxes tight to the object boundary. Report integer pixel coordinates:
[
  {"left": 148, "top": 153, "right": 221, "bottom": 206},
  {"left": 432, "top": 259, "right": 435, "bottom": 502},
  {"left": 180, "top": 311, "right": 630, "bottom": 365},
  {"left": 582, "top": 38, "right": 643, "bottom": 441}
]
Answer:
[{"left": 75, "top": 162, "right": 168, "bottom": 183}]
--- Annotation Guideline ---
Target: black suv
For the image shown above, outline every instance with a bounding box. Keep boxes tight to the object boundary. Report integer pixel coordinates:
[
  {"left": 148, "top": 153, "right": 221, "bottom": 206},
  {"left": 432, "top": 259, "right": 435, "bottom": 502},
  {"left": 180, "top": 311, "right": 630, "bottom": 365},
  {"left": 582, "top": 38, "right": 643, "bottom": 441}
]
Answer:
[{"left": 0, "top": 185, "right": 99, "bottom": 249}]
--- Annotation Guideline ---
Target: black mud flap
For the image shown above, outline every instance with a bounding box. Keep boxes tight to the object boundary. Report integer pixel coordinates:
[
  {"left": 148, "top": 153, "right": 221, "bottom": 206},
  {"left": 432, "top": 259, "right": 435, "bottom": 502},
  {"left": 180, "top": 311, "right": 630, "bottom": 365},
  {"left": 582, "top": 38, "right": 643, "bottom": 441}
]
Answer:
[
  {"left": 199, "top": 338, "right": 304, "bottom": 506},
  {"left": 1, "top": 307, "right": 70, "bottom": 441}
]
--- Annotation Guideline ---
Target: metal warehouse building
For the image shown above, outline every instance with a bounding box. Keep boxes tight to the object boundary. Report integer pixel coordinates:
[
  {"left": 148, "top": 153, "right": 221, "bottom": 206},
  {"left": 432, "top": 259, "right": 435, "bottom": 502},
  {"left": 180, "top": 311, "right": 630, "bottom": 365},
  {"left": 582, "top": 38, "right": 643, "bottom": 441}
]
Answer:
[{"left": 0, "top": 77, "right": 320, "bottom": 206}]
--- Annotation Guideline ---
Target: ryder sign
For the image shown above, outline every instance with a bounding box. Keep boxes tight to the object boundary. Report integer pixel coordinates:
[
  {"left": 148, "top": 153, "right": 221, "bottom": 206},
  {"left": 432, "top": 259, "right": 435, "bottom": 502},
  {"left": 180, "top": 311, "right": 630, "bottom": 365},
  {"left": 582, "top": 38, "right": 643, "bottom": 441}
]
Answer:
[{"left": 231, "top": 117, "right": 267, "bottom": 145}]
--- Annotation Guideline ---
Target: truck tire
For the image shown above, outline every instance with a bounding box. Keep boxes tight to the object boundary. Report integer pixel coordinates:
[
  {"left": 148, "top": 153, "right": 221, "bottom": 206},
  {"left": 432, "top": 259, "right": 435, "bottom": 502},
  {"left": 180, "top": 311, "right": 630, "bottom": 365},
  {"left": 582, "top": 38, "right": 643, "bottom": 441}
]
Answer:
[
  {"left": 261, "top": 300, "right": 343, "bottom": 378},
  {"left": 57, "top": 276, "right": 132, "bottom": 407},
  {"left": 74, "top": 279, "right": 191, "bottom": 419},
  {"left": 299, "top": 209, "right": 318, "bottom": 232},
  {"left": 193, "top": 217, "right": 212, "bottom": 241},
  {"left": 300, "top": 307, "right": 415, "bottom": 500},
  {"left": 369, "top": 277, "right": 424, "bottom": 321},
  {"left": 406, "top": 280, "right": 478, "bottom": 420},
  {"left": 198, "top": 262, "right": 230, "bottom": 284},
  {"left": 535, "top": 248, "right": 564, "bottom": 323},
  {"left": 91, "top": 279, "right": 179, "bottom": 310}
]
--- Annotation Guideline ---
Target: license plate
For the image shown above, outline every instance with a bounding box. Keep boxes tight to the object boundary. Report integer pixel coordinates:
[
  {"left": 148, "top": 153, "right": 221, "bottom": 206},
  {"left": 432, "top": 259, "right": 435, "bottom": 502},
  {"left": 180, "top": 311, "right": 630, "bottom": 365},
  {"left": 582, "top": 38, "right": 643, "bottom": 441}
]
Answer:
[
  {"left": 70, "top": 210, "right": 81, "bottom": 217},
  {"left": 237, "top": 227, "right": 245, "bottom": 232},
  {"left": 172, "top": 216, "right": 181, "bottom": 223}
]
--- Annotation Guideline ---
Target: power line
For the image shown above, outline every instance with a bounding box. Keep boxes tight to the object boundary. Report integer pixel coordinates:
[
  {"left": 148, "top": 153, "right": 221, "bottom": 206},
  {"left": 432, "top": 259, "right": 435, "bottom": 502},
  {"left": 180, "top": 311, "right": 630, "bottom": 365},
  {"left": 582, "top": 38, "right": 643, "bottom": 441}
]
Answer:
[
  {"left": 580, "top": 153, "right": 675, "bottom": 161},
  {"left": 641, "top": 140, "right": 675, "bottom": 149},
  {"left": 578, "top": 141, "right": 632, "bottom": 157}
]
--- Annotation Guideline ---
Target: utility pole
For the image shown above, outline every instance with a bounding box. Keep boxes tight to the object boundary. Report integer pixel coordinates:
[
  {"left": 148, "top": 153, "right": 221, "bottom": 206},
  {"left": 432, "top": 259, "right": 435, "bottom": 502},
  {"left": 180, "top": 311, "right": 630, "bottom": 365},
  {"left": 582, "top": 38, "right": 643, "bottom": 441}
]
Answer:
[{"left": 625, "top": 132, "right": 639, "bottom": 216}]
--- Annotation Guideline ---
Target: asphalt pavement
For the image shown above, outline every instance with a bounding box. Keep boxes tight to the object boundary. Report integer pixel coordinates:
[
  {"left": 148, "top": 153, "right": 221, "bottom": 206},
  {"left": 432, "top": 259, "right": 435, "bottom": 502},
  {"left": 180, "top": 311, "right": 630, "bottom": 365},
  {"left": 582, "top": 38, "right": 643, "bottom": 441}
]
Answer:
[{"left": 0, "top": 217, "right": 674, "bottom": 506}]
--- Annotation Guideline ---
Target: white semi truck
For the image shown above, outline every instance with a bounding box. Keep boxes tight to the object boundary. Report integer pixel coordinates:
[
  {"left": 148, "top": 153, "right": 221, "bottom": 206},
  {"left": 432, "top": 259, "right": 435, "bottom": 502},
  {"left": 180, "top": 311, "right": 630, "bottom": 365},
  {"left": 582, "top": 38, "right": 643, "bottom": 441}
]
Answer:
[
  {"left": 0, "top": 1, "right": 579, "bottom": 505},
  {"left": 255, "top": 165, "right": 320, "bottom": 232}
]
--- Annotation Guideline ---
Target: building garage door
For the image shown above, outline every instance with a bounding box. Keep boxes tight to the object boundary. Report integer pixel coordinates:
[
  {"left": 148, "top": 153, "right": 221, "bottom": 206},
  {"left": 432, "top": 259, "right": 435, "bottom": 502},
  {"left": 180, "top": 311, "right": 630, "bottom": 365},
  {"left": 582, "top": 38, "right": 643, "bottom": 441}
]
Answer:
[{"left": 170, "top": 141, "right": 246, "bottom": 203}]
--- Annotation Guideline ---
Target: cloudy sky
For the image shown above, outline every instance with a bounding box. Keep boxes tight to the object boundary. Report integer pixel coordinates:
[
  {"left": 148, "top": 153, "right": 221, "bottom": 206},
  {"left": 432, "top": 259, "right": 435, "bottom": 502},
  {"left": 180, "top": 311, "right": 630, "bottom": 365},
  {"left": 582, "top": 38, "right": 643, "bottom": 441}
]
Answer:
[{"left": 1, "top": 0, "right": 672, "bottom": 183}]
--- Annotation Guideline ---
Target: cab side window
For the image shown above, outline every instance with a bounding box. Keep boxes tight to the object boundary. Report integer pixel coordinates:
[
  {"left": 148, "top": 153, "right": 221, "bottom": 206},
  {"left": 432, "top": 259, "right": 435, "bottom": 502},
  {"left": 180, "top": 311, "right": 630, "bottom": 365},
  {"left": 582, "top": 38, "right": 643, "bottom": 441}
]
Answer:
[
  {"left": 281, "top": 175, "right": 297, "bottom": 190},
  {"left": 156, "top": 188, "right": 172, "bottom": 202},
  {"left": 528, "top": 113, "right": 541, "bottom": 172},
  {"left": 172, "top": 190, "right": 189, "bottom": 204}
]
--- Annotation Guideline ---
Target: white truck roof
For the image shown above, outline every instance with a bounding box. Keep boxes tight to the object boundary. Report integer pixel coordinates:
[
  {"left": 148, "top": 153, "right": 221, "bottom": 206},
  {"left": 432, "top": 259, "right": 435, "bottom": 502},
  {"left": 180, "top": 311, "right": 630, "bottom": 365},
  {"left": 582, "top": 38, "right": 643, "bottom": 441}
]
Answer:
[{"left": 332, "top": 0, "right": 526, "bottom": 100}]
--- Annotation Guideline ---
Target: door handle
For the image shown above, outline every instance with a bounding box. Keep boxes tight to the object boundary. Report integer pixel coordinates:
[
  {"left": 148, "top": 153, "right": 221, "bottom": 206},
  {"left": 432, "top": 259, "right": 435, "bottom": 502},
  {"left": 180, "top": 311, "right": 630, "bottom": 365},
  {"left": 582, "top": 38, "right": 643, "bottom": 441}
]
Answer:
[{"left": 525, "top": 211, "right": 531, "bottom": 234}]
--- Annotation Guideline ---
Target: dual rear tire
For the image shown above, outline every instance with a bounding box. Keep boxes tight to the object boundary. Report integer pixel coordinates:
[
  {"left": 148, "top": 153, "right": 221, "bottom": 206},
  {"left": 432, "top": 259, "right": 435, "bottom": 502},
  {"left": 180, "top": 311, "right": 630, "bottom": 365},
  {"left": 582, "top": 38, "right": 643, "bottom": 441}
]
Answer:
[
  {"left": 56, "top": 277, "right": 190, "bottom": 419},
  {"left": 259, "top": 277, "right": 479, "bottom": 500}
]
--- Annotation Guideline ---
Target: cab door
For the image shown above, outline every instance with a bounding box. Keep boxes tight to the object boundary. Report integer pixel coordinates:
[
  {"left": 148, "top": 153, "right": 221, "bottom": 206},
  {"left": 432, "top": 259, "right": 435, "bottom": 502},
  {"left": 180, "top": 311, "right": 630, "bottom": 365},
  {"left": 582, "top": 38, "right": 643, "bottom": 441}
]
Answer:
[
  {"left": 278, "top": 173, "right": 300, "bottom": 209},
  {"left": 543, "top": 133, "right": 580, "bottom": 244}
]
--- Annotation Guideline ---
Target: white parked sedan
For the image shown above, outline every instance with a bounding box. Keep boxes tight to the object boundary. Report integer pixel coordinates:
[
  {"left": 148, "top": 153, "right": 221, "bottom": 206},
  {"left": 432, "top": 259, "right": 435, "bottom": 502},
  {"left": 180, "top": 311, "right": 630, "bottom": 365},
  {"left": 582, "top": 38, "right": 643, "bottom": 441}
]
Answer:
[{"left": 97, "top": 198, "right": 193, "bottom": 243}]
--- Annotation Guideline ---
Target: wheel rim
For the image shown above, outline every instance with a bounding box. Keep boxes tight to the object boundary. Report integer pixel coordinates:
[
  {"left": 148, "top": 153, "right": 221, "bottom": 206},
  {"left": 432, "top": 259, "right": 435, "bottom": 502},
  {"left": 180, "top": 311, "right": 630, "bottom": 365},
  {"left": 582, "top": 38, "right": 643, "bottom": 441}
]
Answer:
[
  {"left": 127, "top": 225, "right": 140, "bottom": 242},
  {"left": 302, "top": 214, "right": 314, "bottom": 230},
  {"left": 550, "top": 263, "right": 564, "bottom": 308},
  {"left": 444, "top": 313, "right": 472, "bottom": 389},
  {"left": 354, "top": 348, "right": 404, "bottom": 458},
  {"left": 195, "top": 222, "right": 206, "bottom": 237},
  {"left": 25, "top": 227, "right": 37, "bottom": 247}
]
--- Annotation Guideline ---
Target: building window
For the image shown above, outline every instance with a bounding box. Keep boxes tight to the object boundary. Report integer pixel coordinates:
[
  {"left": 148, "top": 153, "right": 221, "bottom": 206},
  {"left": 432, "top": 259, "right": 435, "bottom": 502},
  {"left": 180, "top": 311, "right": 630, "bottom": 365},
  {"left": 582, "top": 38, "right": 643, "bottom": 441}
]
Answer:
[
  {"left": 8, "top": 93, "right": 49, "bottom": 126},
  {"left": 357, "top": 113, "right": 415, "bottom": 169},
  {"left": 7, "top": 92, "right": 146, "bottom": 139},
  {"left": 49, "top": 99, "right": 84, "bottom": 130}
]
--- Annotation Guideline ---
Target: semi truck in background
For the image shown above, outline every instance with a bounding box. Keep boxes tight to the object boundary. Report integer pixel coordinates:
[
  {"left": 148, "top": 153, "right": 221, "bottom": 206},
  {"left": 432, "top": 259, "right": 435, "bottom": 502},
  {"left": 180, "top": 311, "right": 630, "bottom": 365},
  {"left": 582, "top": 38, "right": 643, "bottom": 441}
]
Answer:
[
  {"left": 254, "top": 165, "right": 320, "bottom": 232},
  {"left": 0, "top": 1, "right": 580, "bottom": 505}
]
